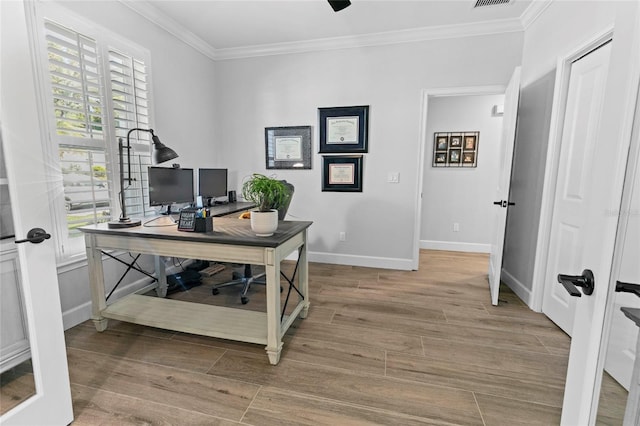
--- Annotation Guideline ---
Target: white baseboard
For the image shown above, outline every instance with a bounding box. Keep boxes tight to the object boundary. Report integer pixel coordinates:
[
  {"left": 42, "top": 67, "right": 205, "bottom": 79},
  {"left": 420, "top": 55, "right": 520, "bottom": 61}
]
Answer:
[
  {"left": 308, "top": 251, "right": 414, "bottom": 271},
  {"left": 501, "top": 268, "right": 536, "bottom": 310},
  {"left": 420, "top": 240, "right": 491, "bottom": 253}
]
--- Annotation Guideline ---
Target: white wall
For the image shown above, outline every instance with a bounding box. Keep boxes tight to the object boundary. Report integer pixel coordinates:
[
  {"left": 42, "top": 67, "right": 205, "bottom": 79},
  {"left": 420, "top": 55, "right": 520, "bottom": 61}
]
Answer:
[
  {"left": 214, "top": 35, "right": 522, "bottom": 269},
  {"left": 420, "top": 94, "right": 504, "bottom": 253}
]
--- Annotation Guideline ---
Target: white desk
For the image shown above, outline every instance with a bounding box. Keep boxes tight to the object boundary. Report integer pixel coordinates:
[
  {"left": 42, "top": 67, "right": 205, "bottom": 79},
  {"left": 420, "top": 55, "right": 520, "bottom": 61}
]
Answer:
[{"left": 80, "top": 218, "right": 312, "bottom": 365}]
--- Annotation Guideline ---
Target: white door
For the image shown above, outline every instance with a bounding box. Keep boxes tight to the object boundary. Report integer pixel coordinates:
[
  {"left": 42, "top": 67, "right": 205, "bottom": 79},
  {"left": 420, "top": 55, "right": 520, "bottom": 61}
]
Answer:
[
  {"left": 598, "top": 152, "right": 639, "bottom": 417},
  {"left": 541, "top": 42, "right": 613, "bottom": 335},
  {"left": 488, "top": 67, "right": 521, "bottom": 306},
  {"left": 560, "top": 2, "right": 640, "bottom": 423},
  {"left": 0, "top": 1, "right": 73, "bottom": 424},
  {"left": 605, "top": 214, "right": 640, "bottom": 391}
]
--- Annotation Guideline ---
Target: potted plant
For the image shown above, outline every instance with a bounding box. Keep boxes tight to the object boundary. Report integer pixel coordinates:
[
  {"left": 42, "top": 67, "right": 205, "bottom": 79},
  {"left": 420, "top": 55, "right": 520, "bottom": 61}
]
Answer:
[{"left": 241, "top": 174, "right": 290, "bottom": 236}]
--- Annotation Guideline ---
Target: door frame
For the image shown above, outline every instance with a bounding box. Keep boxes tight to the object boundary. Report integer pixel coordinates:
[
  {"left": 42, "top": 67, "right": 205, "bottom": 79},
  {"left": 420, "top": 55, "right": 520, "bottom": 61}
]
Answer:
[
  {"left": 530, "top": 27, "right": 614, "bottom": 312},
  {"left": 413, "top": 85, "right": 506, "bottom": 270}
]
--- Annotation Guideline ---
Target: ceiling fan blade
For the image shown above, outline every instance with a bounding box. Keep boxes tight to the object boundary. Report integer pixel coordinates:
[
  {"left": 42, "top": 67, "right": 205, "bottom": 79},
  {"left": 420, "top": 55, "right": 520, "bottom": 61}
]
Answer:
[{"left": 328, "top": 0, "right": 351, "bottom": 12}]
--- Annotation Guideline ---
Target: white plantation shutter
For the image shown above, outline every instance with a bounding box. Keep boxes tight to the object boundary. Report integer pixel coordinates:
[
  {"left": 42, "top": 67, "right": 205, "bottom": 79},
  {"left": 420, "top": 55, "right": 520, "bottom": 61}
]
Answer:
[
  {"left": 44, "top": 20, "right": 112, "bottom": 249},
  {"left": 45, "top": 21, "right": 103, "bottom": 141},
  {"left": 108, "top": 49, "right": 153, "bottom": 217}
]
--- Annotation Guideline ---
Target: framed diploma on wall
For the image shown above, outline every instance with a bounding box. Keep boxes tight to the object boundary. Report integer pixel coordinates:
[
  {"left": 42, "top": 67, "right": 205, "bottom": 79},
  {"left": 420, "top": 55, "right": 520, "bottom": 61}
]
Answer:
[
  {"left": 322, "top": 155, "right": 363, "bottom": 192},
  {"left": 318, "top": 105, "right": 369, "bottom": 153},
  {"left": 265, "top": 126, "right": 312, "bottom": 169}
]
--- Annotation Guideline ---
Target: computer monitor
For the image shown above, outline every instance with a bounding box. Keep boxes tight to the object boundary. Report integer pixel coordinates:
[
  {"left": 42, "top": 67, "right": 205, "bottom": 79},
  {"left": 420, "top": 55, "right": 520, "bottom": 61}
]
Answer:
[
  {"left": 198, "top": 168, "right": 228, "bottom": 200},
  {"left": 148, "top": 167, "right": 194, "bottom": 213}
]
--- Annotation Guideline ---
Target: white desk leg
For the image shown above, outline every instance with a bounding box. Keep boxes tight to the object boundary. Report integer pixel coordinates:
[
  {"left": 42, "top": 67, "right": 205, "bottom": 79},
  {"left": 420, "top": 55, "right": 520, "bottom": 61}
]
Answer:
[
  {"left": 299, "top": 230, "right": 310, "bottom": 319},
  {"left": 265, "top": 247, "right": 282, "bottom": 365},
  {"left": 154, "top": 256, "right": 167, "bottom": 297},
  {"left": 85, "top": 234, "right": 108, "bottom": 331}
]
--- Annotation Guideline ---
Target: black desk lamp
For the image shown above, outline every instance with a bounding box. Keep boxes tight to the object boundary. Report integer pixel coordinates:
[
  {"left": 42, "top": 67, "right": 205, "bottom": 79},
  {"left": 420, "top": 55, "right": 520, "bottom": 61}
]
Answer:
[{"left": 108, "top": 128, "right": 178, "bottom": 229}]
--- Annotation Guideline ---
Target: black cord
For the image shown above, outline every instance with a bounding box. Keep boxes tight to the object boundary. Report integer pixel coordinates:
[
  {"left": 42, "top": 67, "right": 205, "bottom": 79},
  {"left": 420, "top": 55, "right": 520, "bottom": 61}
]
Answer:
[{"left": 143, "top": 216, "right": 177, "bottom": 227}]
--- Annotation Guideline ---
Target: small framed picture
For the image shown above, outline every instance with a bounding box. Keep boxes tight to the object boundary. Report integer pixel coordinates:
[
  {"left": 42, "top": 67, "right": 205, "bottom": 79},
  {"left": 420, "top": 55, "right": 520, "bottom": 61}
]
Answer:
[
  {"left": 463, "top": 152, "right": 476, "bottom": 165},
  {"left": 464, "top": 135, "right": 477, "bottom": 150},
  {"left": 434, "top": 152, "right": 447, "bottom": 164},
  {"left": 450, "top": 135, "right": 462, "bottom": 148},
  {"left": 322, "top": 155, "right": 363, "bottom": 192},
  {"left": 449, "top": 149, "right": 461, "bottom": 163},
  {"left": 435, "top": 135, "right": 448, "bottom": 151}
]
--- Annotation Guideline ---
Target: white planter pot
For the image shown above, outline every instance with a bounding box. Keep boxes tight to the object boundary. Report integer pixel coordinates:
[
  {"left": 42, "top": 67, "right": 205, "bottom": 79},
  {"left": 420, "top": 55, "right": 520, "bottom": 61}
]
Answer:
[{"left": 250, "top": 210, "right": 278, "bottom": 236}]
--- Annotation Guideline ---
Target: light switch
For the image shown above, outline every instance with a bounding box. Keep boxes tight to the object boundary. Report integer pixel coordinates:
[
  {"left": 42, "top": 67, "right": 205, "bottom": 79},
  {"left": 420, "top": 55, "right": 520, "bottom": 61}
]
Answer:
[{"left": 388, "top": 172, "right": 400, "bottom": 183}]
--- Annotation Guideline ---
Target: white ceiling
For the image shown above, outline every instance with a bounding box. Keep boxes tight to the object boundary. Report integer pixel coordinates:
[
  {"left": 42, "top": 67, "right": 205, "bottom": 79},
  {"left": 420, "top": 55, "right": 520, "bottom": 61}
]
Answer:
[{"left": 123, "top": 0, "right": 546, "bottom": 59}]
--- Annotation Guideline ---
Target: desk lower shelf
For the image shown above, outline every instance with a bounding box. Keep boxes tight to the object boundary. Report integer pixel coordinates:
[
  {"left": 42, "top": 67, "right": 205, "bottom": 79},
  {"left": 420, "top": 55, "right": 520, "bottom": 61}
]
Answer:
[{"left": 102, "top": 294, "right": 272, "bottom": 345}]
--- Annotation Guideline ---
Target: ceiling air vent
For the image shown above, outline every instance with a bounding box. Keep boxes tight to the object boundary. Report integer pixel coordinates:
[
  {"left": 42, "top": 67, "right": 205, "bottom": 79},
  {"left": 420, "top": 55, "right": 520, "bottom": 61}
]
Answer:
[{"left": 474, "top": 0, "right": 512, "bottom": 7}]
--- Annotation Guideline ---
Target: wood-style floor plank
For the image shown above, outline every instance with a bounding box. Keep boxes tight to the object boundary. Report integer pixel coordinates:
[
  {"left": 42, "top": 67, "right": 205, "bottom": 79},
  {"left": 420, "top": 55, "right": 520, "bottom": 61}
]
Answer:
[
  {"left": 67, "top": 348, "right": 260, "bottom": 421},
  {"left": 243, "top": 386, "right": 439, "bottom": 426},
  {"left": 331, "top": 309, "right": 551, "bottom": 354},
  {"left": 474, "top": 392, "right": 561, "bottom": 426},
  {"left": 65, "top": 326, "right": 226, "bottom": 374},
  {"left": 386, "top": 352, "right": 565, "bottom": 407},
  {"left": 71, "top": 383, "right": 239, "bottom": 425}
]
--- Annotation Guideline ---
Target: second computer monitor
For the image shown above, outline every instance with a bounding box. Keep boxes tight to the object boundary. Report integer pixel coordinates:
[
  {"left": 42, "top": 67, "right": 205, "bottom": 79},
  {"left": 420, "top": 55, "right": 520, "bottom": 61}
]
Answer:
[{"left": 198, "top": 168, "right": 228, "bottom": 199}]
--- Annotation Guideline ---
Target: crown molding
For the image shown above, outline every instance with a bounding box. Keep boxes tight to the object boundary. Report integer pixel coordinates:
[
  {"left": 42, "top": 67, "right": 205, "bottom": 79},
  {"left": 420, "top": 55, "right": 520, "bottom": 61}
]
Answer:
[
  {"left": 520, "top": 0, "right": 553, "bottom": 30},
  {"left": 214, "top": 18, "right": 523, "bottom": 60},
  {"left": 119, "top": 0, "right": 217, "bottom": 60},
  {"left": 121, "top": 0, "right": 528, "bottom": 62}
]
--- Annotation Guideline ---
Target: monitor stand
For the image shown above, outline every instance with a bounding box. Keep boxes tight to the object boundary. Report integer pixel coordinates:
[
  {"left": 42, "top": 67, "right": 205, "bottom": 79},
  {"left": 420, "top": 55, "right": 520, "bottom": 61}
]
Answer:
[{"left": 161, "top": 205, "right": 174, "bottom": 215}]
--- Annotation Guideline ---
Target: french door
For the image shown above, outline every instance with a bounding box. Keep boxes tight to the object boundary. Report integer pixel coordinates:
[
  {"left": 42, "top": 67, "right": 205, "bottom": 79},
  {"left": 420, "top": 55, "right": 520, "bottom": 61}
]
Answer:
[{"left": 0, "top": 1, "right": 73, "bottom": 424}]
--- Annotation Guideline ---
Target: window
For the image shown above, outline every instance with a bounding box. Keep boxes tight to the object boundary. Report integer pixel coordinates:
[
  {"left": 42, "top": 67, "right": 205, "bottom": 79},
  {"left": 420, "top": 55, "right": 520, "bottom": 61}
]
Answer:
[{"left": 36, "top": 7, "right": 154, "bottom": 261}]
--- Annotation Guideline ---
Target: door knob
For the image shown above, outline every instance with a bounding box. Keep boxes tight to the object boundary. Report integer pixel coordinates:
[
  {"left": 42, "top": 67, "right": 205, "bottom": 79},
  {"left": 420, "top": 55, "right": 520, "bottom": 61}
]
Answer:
[
  {"left": 557, "top": 269, "right": 595, "bottom": 297},
  {"left": 15, "top": 228, "right": 51, "bottom": 244},
  {"left": 492, "top": 200, "right": 515, "bottom": 208},
  {"left": 615, "top": 281, "right": 640, "bottom": 297}
]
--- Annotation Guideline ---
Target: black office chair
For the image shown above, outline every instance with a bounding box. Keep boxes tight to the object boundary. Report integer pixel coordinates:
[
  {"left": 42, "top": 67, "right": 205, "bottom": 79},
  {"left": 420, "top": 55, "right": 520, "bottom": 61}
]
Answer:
[{"left": 211, "top": 181, "right": 294, "bottom": 304}]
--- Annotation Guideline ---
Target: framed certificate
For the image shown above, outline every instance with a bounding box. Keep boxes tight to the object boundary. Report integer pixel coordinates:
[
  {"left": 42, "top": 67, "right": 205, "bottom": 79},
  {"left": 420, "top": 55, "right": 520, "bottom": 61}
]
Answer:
[
  {"left": 318, "top": 105, "right": 369, "bottom": 153},
  {"left": 322, "top": 155, "right": 363, "bottom": 192},
  {"left": 265, "top": 126, "right": 312, "bottom": 169}
]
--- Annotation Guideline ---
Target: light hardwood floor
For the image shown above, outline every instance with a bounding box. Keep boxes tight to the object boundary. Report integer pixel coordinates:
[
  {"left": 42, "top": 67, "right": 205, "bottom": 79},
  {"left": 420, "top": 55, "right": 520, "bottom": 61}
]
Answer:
[{"left": 1, "top": 250, "right": 628, "bottom": 424}]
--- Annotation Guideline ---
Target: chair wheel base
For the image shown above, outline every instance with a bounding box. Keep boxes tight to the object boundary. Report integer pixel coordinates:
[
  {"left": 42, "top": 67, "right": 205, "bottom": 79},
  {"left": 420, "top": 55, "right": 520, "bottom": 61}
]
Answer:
[
  {"left": 212, "top": 288, "right": 220, "bottom": 295},
  {"left": 241, "top": 296, "right": 249, "bottom": 304}
]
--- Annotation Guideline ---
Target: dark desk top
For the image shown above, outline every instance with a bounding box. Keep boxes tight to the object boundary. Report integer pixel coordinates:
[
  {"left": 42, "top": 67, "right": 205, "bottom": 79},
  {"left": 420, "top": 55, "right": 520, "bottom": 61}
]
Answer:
[
  {"left": 80, "top": 217, "right": 312, "bottom": 248},
  {"left": 621, "top": 307, "right": 640, "bottom": 328},
  {"left": 207, "top": 201, "right": 255, "bottom": 217}
]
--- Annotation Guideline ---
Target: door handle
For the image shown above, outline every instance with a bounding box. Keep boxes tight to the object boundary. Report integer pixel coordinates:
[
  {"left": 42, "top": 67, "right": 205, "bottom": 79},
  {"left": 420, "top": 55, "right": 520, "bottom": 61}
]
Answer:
[
  {"left": 492, "top": 200, "right": 515, "bottom": 208},
  {"left": 557, "top": 269, "right": 595, "bottom": 297},
  {"left": 15, "top": 227, "right": 51, "bottom": 244},
  {"left": 615, "top": 281, "right": 640, "bottom": 297}
]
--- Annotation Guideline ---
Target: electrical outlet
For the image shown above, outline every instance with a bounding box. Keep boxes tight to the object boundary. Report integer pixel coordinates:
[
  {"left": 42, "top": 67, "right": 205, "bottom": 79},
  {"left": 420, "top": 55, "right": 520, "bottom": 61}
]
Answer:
[
  {"left": 453, "top": 223, "right": 460, "bottom": 232},
  {"left": 387, "top": 172, "right": 400, "bottom": 183},
  {"left": 339, "top": 232, "right": 346, "bottom": 242}
]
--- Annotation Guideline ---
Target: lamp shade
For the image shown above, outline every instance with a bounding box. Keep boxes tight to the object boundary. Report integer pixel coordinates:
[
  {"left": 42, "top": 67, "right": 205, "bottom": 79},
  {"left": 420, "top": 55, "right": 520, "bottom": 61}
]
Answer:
[{"left": 151, "top": 134, "right": 179, "bottom": 164}]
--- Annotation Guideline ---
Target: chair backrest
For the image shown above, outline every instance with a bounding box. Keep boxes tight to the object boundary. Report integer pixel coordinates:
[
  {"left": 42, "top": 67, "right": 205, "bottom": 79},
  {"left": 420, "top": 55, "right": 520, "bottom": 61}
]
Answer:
[{"left": 278, "top": 181, "right": 294, "bottom": 220}]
